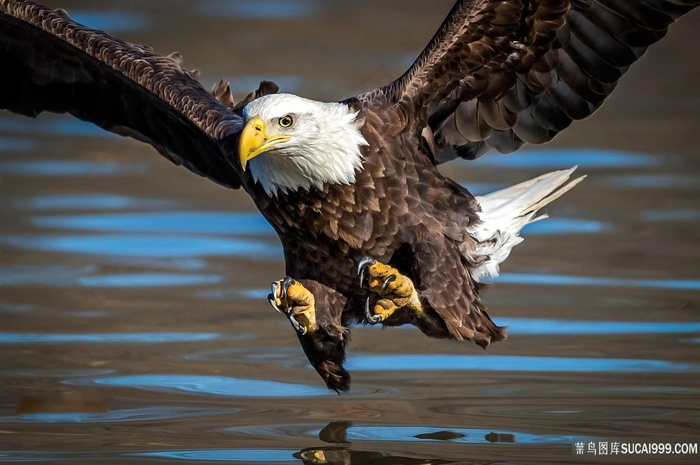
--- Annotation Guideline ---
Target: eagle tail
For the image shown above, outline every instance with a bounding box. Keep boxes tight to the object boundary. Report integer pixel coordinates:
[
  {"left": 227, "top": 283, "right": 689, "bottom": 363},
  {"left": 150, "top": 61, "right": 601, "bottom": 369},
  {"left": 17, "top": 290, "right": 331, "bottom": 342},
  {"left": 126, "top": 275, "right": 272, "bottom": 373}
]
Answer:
[{"left": 467, "top": 167, "right": 585, "bottom": 283}]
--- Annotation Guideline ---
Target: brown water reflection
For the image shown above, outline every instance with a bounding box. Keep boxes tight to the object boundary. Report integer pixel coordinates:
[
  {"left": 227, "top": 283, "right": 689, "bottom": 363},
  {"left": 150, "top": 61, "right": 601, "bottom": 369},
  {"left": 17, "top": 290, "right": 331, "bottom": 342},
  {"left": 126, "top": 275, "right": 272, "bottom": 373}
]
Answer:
[{"left": 1, "top": 1, "right": 699, "bottom": 464}]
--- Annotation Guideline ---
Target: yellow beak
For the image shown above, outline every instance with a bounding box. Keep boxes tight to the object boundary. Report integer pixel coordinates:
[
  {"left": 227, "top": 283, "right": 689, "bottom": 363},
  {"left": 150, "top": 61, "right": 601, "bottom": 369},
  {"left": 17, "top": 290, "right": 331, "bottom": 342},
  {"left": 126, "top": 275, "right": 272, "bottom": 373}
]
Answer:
[{"left": 238, "top": 116, "right": 291, "bottom": 170}]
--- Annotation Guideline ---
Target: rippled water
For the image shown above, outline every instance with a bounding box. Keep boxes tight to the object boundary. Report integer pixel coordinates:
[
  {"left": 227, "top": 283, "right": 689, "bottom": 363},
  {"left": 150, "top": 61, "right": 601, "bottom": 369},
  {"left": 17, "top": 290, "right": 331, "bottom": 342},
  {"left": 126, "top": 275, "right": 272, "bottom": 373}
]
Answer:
[{"left": 1, "top": 1, "right": 699, "bottom": 464}]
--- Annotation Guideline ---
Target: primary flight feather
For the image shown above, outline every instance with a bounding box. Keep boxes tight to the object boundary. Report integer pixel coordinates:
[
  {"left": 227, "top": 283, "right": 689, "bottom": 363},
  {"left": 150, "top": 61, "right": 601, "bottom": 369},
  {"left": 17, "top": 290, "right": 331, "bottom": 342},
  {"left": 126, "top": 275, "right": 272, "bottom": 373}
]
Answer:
[{"left": 1, "top": 0, "right": 698, "bottom": 391}]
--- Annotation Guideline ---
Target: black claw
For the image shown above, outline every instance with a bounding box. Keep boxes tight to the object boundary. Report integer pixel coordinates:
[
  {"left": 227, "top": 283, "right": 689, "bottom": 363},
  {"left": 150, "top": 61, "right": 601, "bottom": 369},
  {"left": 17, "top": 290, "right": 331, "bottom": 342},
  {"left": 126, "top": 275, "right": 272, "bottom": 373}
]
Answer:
[
  {"left": 357, "top": 256, "right": 376, "bottom": 275},
  {"left": 357, "top": 256, "right": 376, "bottom": 287},
  {"left": 267, "top": 292, "right": 283, "bottom": 314},
  {"left": 269, "top": 282, "right": 284, "bottom": 314},
  {"left": 381, "top": 274, "right": 397, "bottom": 293},
  {"left": 281, "top": 276, "right": 295, "bottom": 311},
  {"left": 364, "top": 297, "right": 382, "bottom": 325},
  {"left": 289, "top": 314, "right": 307, "bottom": 335}
]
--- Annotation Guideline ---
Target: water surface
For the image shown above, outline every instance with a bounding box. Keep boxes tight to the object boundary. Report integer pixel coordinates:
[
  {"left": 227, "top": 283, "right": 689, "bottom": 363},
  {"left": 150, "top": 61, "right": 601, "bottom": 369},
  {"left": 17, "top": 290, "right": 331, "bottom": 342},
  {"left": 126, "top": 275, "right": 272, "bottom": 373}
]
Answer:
[{"left": 1, "top": 1, "right": 698, "bottom": 464}]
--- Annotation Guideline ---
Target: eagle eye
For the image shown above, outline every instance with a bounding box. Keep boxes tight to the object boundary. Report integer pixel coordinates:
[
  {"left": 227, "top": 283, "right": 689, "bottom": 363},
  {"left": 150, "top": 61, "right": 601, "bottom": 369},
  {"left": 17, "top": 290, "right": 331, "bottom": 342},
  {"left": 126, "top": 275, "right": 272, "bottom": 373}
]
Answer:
[{"left": 278, "top": 114, "right": 294, "bottom": 128}]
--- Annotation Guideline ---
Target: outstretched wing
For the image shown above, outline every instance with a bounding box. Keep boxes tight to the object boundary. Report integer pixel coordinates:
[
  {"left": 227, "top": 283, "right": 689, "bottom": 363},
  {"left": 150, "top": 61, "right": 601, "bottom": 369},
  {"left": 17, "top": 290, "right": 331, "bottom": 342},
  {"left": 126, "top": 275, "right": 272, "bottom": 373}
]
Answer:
[
  {"left": 0, "top": 0, "right": 250, "bottom": 188},
  {"left": 358, "top": 0, "right": 700, "bottom": 161}
]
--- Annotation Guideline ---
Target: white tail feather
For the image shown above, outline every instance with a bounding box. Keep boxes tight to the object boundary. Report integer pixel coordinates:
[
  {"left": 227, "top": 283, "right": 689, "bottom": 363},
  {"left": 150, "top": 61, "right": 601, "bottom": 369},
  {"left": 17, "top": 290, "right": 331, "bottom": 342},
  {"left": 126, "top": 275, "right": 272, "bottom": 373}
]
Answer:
[{"left": 467, "top": 167, "right": 585, "bottom": 283}]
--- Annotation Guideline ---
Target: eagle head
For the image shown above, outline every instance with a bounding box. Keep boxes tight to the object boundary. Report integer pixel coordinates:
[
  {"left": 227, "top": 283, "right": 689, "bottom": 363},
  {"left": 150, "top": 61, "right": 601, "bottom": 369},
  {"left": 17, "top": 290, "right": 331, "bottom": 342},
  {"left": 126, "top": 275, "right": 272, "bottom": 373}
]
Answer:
[{"left": 239, "top": 94, "right": 368, "bottom": 196}]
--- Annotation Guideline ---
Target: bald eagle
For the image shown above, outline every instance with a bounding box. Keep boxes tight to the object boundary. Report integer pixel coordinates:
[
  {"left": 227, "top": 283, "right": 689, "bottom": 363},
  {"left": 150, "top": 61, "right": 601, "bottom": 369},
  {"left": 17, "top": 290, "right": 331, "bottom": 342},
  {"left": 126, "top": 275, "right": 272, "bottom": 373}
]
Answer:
[{"left": 1, "top": 0, "right": 698, "bottom": 391}]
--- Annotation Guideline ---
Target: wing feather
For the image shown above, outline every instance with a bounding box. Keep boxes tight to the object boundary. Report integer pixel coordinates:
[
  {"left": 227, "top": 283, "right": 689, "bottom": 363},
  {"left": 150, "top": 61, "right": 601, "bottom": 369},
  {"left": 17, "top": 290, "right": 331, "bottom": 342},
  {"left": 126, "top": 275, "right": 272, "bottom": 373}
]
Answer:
[
  {"left": 356, "top": 0, "right": 699, "bottom": 162},
  {"left": 0, "top": 0, "right": 250, "bottom": 188}
]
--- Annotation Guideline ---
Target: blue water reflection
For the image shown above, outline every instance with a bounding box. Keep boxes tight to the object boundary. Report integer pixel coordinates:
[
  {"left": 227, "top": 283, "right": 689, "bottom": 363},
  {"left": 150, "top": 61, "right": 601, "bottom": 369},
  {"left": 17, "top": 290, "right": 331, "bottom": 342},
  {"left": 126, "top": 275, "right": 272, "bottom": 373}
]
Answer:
[
  {"left": 0, "top": 332, "right": 222, "bottom": 344},
  {"left": 520, "top": 218, "right": 606, "bottom": 235},
  {"left": 0, "top": 137, "right": 35, "bottom": 152},
  {"left": 458, "top": 182, "right": 505, "bottom": 195},
  {"left": 498, "top": 318, "right": 700, "bottom": 335},
  {"left": 0, "top": 115, "right": 111, "bottom": 137},
  {"left": 76, "top": 273, "right": 223, "bottom": 287},
  {"left": 0, "top": 265, "right": 97, "bottom": 287},
  {"left": 470, "top": 149, "right": 659, "bottom": 169},
  {"left": 343, "top": 425, "right": 569, "bottom": 444},
  {"left": 0, "top": 452, "right": 64, "bottom": 462},
  {"left": 134, "top": 449, "right": 296, "bottom": 462},
  {"left": 0, "top": 265, "right": 220, "bottom": 288},
  {"left": 7, "top": 406, "right": 234, "bottom": 424},
  {"left": 232, "top": 289, "right": 271, "bottom": 300},
  {"left": 34, "top": 212, "right": 274, "bottom": 235},
  {"left": 197, "top": 0, "right": 319, "bottom": 19},
  {"left": 0, "top": 160, "right": 145, "bottom": 176},
  {"left": 226, "top": 422, "right": 569, "bottom": 445},
  {"left": 70, "top": 11, "right": 150, "bottom": 32},
  {"left": 4, "top": 234, "right": 280, "bottom": 258},
  {"left": 85, "top": 374, "right": 330, "bottom": 397},
  {"left": 20, "top": 194, "right": 173, "bottom": 211},
  {"left": 346, "top": 354, "right": 697, "bottom": 373}
]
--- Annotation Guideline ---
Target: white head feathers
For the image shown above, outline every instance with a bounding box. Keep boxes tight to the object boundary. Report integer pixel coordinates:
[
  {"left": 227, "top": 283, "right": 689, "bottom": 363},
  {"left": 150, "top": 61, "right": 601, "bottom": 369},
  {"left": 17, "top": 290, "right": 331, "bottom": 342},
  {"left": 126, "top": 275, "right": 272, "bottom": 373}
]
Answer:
[{"left": 241, "top": 93, "right": 368, "bottom": 196}]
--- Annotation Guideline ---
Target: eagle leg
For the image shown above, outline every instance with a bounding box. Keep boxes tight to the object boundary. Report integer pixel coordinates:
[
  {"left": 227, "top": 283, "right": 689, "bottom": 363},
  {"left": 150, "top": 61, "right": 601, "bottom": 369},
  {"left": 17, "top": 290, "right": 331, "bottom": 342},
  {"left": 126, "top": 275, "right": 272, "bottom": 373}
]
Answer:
[
  {"left": 357, "top": 256, "right": 423, "bottom": 324},
  {"left": 270, "top": 278, "right": 350, "bottom": 392},
  {"left": 268, "top": 277, "right": 317, "bottom": 335}
]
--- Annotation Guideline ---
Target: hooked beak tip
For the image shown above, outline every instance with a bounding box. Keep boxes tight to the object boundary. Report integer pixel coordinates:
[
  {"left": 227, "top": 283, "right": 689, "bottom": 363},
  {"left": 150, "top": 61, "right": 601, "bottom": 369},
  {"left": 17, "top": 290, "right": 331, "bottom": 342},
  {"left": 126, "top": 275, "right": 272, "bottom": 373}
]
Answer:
[{"left": 239, "top": 116, "right": 266, "bottom": 170}]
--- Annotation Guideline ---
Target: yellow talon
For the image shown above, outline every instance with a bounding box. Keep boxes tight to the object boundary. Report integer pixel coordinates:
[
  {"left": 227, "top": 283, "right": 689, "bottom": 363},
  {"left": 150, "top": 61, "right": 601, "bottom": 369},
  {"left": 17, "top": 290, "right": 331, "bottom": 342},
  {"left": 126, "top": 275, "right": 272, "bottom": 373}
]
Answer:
[
  {"left": 358, "top": 256, "right": 423, "bottom": 323},
  {"left": 372, "top": 299, "right": 398, "bottom": 319},
  {"left": 269, "top": 277, "right": 318, "bottom": 335}
]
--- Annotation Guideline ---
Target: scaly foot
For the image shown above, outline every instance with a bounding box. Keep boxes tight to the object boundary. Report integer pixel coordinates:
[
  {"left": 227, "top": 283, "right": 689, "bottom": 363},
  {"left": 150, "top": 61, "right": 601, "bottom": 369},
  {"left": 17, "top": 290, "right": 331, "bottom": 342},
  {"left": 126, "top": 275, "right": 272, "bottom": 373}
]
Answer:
[
  {"left": 357, "top": 256, "right": 423, "bottom": 324},
  {"left": 268, "top": 277, "right": 317, "bottom": 335}
]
